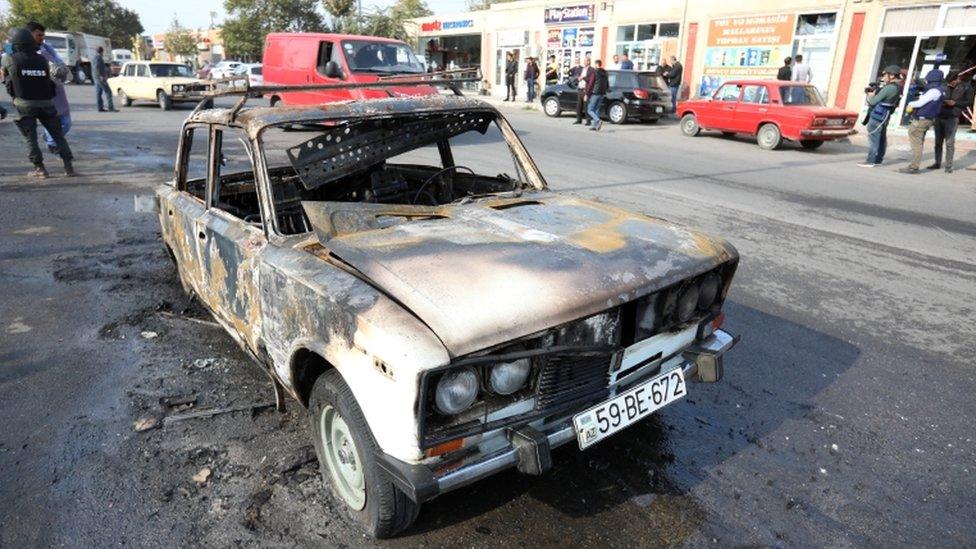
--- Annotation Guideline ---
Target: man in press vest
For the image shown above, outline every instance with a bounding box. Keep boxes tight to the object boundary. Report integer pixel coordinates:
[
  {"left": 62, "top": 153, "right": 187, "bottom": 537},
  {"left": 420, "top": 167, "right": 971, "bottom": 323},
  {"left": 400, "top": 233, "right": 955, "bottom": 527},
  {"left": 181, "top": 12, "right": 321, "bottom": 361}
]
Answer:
[{"left": 899, "top": 69, "right": 946, "bottom": 174}]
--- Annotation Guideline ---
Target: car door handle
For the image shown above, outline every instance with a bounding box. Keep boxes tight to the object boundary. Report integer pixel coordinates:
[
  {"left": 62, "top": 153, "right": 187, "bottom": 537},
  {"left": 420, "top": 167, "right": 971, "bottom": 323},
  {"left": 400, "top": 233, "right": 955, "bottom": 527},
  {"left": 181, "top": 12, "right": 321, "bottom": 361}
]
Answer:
[{"left": 198, "top": 231, "right": 207, "bottom": 240}]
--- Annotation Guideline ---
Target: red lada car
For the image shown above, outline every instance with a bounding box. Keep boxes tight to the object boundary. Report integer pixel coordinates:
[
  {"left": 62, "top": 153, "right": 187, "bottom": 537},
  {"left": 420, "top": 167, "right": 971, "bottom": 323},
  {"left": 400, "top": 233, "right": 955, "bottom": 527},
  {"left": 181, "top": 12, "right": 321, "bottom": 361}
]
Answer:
[{"left": 677, "top": 80, "right": 857, "bottom": 150}]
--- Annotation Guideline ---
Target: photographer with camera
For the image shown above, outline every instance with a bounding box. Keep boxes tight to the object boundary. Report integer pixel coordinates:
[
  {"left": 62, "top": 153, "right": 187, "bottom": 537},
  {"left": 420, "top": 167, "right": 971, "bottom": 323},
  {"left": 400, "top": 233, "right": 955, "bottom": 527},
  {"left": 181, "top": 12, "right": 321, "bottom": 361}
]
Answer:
[{"left": 858, "top": 65, "right": 902, "bottom": 168}]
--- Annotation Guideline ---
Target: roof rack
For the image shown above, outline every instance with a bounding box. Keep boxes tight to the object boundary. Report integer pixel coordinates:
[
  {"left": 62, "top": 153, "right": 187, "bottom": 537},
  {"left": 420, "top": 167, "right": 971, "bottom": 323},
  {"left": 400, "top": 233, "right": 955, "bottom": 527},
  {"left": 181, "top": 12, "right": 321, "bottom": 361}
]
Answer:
[{"left": 190, "top": 68, "right": 482, "bottom": 119}]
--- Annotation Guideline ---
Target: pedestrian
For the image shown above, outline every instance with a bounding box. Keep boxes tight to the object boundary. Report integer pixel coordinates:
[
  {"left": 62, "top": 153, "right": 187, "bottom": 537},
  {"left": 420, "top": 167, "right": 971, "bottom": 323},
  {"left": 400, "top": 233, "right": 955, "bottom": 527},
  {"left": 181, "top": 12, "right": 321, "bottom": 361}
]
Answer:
[
  {"left": 3, "top": 27, "right": 75, "bottom": 178},
  {"left": 665, "top": 55, "right": 682, "bottom": 115},
  {"left": 93, "top": 46, "right": 115, "bottom": 111},
  {"left": 25, "top": 22, "right": 71, "bottom": 154},
  {"left": 619, "top": 53, "right": 634, "bottom": 70},
  {"left": 609, "top": 54, "right": 620, "bottom": 70},
  {"left": 792, "top": 54, "right": 812, "bottom": 83},
  {"left": 545, "top": 55, "right": 558, "bottom": 85},
  {"left": 899, "top": 69, "right": 946, "bottom": 174},
  {"left": 524, "top": 56, "right": 539, "bottom": 102},
  {"left": 571, "top": 57, "right": 591, "bottom": 125},
  {"left": 930, "top": 72, "right": 973, "bottom": 173},
  {"left": 777, "top": 57, "right": 793, "bottom": 81},
  {"left": 585, "top": 59, "right": 609, "bottom": 131},
  {"left": 858, "top": 65, "right": 902, "bottom": 168},
  {"left": 503, "top": 52, "right": 517, "bottom": 101}
]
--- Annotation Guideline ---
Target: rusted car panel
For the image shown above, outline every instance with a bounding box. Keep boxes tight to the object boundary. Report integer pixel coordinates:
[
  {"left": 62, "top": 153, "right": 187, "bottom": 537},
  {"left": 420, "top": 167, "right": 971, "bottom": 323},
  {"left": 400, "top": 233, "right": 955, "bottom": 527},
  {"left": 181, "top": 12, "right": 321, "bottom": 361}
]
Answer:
[{"left": 308, "top": 194, "right": 735, "bottom": 357}]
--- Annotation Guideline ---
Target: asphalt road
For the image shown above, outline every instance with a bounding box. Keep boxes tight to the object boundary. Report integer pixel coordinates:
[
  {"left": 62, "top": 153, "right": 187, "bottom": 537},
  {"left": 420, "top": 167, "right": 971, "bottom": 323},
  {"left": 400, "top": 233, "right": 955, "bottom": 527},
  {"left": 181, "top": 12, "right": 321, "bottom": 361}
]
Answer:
[{"left": 1, "top": 86, "right": 974, "bottom": 547}]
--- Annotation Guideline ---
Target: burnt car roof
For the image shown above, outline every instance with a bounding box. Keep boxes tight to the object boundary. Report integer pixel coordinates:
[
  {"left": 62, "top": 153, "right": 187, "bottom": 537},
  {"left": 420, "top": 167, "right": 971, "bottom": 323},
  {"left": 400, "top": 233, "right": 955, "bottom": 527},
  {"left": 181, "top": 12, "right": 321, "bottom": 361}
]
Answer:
[{"left": 185, "top": 95, "right": 500, "bottom": 137}]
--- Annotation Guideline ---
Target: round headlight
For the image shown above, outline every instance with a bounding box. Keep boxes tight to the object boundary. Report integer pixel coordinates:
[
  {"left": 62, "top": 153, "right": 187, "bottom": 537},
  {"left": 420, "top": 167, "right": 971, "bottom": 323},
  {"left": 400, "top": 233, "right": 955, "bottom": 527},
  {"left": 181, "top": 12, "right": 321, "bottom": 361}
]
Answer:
[
  {"left": 489, "top": 358, "right": 531, "bottom": 395},
  {"left": 435, "top": 367, "right": 479, "bottom": 415},
  {"left": 698, "top": 273, "right": 721, "bottom": 308},
  {"left": 677, "top": 284, "right": 699, "bottom": 323}
]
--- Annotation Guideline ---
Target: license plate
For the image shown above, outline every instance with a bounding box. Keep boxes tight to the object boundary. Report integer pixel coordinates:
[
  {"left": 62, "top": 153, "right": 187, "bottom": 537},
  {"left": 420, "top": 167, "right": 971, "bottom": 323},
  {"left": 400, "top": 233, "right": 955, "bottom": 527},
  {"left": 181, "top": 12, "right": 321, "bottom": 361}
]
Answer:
[
  {"left": 655, "top": 106, "right": 664, "bottom": 113},
  {"left": 826, "top": 119, "right": 845, "bottom": 126},
  {"left": 573, "top": 369, "right": 686, "bottom": 449}
]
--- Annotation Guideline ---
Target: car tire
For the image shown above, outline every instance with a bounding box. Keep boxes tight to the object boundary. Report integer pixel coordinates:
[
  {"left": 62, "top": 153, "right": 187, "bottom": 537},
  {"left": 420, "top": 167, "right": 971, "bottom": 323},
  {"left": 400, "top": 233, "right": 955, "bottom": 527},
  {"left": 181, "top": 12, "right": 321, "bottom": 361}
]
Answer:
[
  {"left": 117, "top": 89, "right": 132, "bottom": 107},
  {"left": 800, "top": 139, "right": 824, "bottom": 150},
  {"left": 309, "top": 370, "right": 419, "bottom": 538},
  {"left": 157, "top": 90, "right": 173, "bottom": 111},
  {"left": 543, "top": 96, "right": 561, "bottom": 117},
  {"left": 680, "top": 113, "right": 700, "bottom": 136},
  {"left": 608, "top": 101, "right": 627, "bottom": 124},
  {"left": 757, "top": 123, "right": 782, "bottom": 150}
]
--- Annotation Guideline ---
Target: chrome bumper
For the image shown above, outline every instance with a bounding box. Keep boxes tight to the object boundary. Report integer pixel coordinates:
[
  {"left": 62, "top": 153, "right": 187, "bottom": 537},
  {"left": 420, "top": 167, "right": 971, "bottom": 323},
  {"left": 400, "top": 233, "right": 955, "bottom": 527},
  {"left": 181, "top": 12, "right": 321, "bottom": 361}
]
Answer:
[
  {"left": 377, "top": 329, "right": 738, "bottom": 503},
  {"left": 800, "top": 128, "right": 857, "bottom": 137}
]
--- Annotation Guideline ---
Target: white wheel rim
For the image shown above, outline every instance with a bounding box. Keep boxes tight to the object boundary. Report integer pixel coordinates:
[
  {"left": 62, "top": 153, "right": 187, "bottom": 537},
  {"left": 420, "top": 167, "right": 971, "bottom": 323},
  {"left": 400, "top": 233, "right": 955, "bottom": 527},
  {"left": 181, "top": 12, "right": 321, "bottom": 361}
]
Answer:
[
  {"left": 683, "top": 117, "right": 696, "bottom": 134},
  {"left": 545, "top": 99, "right": 558, "bottom": 115},
  {"left": 610, "top": 104, "right": 624, "bottom": 122},
  {"left": 320, "top": 405, "right": 366, "bottom": 510},
  {"left": 760, "top": 127, "right": 777, "bottom": 147}
]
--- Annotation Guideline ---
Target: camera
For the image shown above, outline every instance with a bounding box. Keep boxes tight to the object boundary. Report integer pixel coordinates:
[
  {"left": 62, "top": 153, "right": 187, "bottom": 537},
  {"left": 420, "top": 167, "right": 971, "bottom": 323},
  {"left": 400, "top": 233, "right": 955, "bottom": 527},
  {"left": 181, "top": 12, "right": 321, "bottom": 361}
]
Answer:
[{"left": 864, "top": 81, "right": 881, "bottom": 94}]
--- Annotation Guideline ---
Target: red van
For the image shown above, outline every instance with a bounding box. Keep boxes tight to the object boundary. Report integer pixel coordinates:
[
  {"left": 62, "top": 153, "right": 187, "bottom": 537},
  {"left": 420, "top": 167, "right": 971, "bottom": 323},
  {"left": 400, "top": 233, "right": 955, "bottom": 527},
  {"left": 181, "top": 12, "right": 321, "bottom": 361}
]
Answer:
[{"left": 262, "top": 33, "right": 435, "bottom": 105}]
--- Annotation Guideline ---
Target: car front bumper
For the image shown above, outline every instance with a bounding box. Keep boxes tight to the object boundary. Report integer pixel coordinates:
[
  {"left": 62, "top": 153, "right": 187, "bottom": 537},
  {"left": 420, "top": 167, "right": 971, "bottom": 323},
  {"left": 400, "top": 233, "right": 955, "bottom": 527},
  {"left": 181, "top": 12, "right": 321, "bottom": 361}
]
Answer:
[{"left": 377, "top": 329, "right": 737, "bottom": 503}]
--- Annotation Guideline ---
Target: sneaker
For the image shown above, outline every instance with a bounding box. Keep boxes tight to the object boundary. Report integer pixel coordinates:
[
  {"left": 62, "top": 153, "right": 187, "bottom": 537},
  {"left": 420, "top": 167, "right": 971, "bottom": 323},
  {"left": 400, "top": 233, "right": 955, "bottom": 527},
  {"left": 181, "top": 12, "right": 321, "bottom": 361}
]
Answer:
[
  {"left": 856, "top": 162, "right": 877, "bottom": 168},
  {"left": 898, "top": 167, "right": 920, "bottom": 174},
  {"left": 30, "top": 165, "right": 49, "bottom": 179},
  {"left": 925, "top": 163, "right": 940, "bottom": 170}
]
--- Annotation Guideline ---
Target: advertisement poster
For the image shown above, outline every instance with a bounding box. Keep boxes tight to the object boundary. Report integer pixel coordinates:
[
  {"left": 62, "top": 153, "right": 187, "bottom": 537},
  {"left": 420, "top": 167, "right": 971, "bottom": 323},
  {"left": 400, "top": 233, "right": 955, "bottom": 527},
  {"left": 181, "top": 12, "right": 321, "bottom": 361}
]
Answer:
[
  {"left": 561, "top": 27, "right": 578, "bottom": 48},
  {"left": 699, "top": 14, "right": 796, "bottom": 97},
  {"left": 578, "top": 27, "right": 594, "bottom": 47},
  {"left": 547, "top": 28, "right": 562, "bottom": 47}
]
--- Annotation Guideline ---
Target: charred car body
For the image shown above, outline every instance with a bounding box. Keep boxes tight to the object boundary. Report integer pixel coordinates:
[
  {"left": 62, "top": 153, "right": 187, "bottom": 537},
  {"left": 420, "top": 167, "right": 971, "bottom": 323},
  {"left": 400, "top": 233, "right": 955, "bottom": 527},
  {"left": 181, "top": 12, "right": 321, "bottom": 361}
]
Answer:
[{"left": 145, "top": 78, "right": 739, "bottom": 537}]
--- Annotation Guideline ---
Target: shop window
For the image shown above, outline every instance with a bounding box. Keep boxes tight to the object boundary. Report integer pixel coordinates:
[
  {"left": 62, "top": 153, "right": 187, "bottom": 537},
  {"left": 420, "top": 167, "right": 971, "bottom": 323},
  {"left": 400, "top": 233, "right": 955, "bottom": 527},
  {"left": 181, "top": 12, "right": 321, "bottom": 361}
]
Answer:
[
  {"left": 659, "top": 23, "right": 680, "bottom": 38},
  {"left": 616, "top": 25, "right": 635, "bottom": 42},
  {"left": 881, "top": 6, "right": 939, "bottom": 34},
  {"left": 636, "top": 24, "right": 656, "bottom": 41},
  {"left": 795, "top": 13, "right": 836, "bottom": 36},
  {"left": 945, "top": 5, "right": 976, "bottom": 29}
]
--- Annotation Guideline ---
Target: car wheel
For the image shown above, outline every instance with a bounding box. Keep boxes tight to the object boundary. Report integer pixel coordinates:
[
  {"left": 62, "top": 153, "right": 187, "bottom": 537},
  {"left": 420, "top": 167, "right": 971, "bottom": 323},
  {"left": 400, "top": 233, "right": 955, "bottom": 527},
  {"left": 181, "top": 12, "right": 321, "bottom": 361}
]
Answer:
[
  {"left": 800, "top": 139, "right": 824, "bottom": 150},
  {"left": 608, "top": 102, "right": 627, "bottom": 124},
  {"left": 757, "top": 123, "right": 782, "bottom": 150},
  {"left": 680, "top": 113, "right": 700, "bottom": 136},
  {"left": 117, "top": 89, "right": 132, "bottom": 107},
  {"left": 543, "top": 96, "right": 561, "bottom": 117},
  {"left": 157, "top": 90, "right": 173, "bottom": 111},
  {"left": 309, "top": 370, "right": 419, "bottom": 538}
]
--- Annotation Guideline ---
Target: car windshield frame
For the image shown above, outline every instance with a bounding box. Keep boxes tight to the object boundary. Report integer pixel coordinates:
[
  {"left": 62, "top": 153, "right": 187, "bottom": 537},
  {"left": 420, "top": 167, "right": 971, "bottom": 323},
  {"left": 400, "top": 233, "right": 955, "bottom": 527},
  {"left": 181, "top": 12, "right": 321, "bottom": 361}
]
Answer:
[
  {"left": 149, "top": 64, "right": 193, "bottom": 78},
  {"left": 779, "top": 85, "right": 826, "bottom": 106},
  {"left": 341, "top": 39, "right": 425, "bottom": 75}
]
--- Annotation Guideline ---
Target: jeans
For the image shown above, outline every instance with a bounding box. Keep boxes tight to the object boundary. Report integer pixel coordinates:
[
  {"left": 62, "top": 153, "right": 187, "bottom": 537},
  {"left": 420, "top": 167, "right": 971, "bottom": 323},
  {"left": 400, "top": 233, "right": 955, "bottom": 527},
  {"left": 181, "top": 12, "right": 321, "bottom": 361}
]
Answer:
[
  {"left": 933, "top": 117, "right": 958, "bottom": 168},
  {"left": 907, "top": 118, "right": 934, "bottom": 170},
  {"left": 526, "top": 79, "right": 536, "bottom": 102},
  {"left": 44, "top": 113, "right": 72, "bottom": 148},
  {"left": 95, "top": 78, "right": 114, "bottom": 110},
  {"left": 587, "top": 94, "right": 604, "bottom": 127},
  {"left": 14, "top": 105, "right": 73, "bottom": 165},
  {"left": 669, "top": 84, "right": 680, "bottom": 113},
  {"left": 865, "top": 118, "right": 887, "bottom": 164}
]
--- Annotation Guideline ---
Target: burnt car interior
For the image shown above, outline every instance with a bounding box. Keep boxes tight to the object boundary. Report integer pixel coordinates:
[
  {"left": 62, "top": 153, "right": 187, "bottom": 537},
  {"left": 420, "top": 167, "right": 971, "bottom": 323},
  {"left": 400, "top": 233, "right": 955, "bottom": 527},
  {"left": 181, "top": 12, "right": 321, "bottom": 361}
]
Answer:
[{"left": 262, "top": 111, "right": 532, "bottom": 235}]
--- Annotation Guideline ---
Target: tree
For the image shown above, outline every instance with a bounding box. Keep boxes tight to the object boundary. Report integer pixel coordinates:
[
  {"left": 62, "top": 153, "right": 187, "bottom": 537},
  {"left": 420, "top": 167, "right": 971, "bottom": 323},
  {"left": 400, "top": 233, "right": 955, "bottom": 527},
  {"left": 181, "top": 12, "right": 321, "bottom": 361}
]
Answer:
[
  {"left": 222, "top": 0, "right": 325, "bottom": 59},
  {"left": 322, "top": 0, "right": 355, "bottom": 33},
  {"left": 7, "top": 0, "right": 142, "bottom": 49},
  {"left": 391, "top": 0, "right": 432, "bottom": 20},
  {"left": 6, "top": 0, "right": 84, "bottom": 30},
  {"left": 466, "top": 0, "right": 516, "bottom": 10},
  {"left": 163, "top": 17, "right": 198, "bottom": 61}
]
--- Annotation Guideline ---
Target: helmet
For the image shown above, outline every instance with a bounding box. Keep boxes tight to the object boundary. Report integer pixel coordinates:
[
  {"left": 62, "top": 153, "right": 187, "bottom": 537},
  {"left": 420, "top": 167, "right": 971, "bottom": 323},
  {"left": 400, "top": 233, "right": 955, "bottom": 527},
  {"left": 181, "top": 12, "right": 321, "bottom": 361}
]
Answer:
[{"left": 9, "top": 28, "right": 35, "bottom": 48}]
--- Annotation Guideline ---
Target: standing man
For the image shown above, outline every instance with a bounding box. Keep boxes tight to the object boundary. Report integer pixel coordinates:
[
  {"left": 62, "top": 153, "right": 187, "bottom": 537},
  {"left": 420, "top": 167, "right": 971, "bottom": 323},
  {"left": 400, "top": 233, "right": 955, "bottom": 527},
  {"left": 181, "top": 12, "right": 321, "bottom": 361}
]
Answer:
[
  {"left": 777, "top": 57, "right": 793, "bottom": 80},
  {"left": 585, "top": 59, "right": 609, "bottom": 131},
  {"left": 524, "top": 56, "right": 539, "bottom": 103},
  {"left": 899, "top": 69, "right": 946, "bottom": 174},
  {"left": 609, "top": 54, "right": 620, "bottom": 69},
  {"left": 93, "top": 46, "right": 115, "bottom": 111},
  {"left": 545, "top": 55, "right": 559, "bottom": 85},
  {"left": 858, "top": 65, "right": 901, "bottom": 168},
  {"left": 572, "top": 56, "right": 591, "bottom": 125},
  {"left": 665, "top": 55, "right": 682, "bottom": 115},
  {"left": 791, "top": 54, "right": 812, "bottom": 83},
  {"left": 503, "top": 52, "right": 518, "bottom": 102},
  {"left": 26, "top": 22, "right": 72, "bottom": 154},
  {"left": 930, "top": 72, "right": 973, "bottom": 173},
  {"left": 619, "top": 53, "right": 634, "bottom": 70},
  {"left": 3, "top": 28, "right": 75, "bottom": 178}
]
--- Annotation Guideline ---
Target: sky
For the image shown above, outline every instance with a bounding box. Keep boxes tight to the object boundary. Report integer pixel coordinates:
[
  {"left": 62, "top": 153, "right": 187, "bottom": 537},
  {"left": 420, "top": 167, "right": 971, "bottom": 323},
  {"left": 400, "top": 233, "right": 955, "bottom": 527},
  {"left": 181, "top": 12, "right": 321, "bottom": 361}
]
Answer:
[{"left": 116, "top": 0, "right": 468, "bottom": 35}]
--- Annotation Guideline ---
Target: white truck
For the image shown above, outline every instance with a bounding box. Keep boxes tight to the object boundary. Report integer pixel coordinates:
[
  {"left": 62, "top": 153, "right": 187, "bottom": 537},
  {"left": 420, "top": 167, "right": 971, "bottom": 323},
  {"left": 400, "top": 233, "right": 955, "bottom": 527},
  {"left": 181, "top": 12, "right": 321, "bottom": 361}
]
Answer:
[
  {"left": 112, "top": 49, "right": 134, "bottom": 63},
  {"left": 44, "top": 31, "right": 112, "bottom": 84}
]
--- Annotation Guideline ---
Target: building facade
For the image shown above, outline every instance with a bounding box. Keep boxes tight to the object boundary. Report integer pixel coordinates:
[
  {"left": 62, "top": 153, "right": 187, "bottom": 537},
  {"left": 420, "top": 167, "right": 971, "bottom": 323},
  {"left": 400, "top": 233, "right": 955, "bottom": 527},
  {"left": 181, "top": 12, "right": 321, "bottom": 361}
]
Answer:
[{"left": 410, "top": 1, "right": 976, "bottom": 133}]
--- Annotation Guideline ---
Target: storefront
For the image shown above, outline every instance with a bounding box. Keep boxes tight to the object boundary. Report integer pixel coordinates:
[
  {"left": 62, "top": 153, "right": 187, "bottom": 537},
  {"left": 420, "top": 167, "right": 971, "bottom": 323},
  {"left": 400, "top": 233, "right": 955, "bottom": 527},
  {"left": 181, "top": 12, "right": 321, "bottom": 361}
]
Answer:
[
  {"left": 870, "top": 3, "right": 976, "bottom": 130},
  {"left": 612, "top": 21, "right": 680, "bottom": 70},
  {"left": 418, "top": 19, "right": 482, "bottom": 73},
  {"left": 544, "top": 4, "right": 597, "bottom": 82}
]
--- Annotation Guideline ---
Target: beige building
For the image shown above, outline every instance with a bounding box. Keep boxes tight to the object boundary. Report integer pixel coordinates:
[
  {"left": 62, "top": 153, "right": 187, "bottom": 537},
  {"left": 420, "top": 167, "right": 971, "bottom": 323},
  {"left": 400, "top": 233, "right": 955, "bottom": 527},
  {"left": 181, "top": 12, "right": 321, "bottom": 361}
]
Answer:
[{"left": 410, "top": 1, "right": 976, "bottom": 133}]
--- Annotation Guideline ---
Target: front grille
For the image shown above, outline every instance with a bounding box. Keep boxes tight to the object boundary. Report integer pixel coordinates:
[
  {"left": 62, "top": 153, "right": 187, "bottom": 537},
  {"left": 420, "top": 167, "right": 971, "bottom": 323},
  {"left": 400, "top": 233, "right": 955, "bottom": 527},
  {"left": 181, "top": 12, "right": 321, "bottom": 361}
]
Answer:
[{"left": 535, "top": 352, "right": 613, "bottom": 411}]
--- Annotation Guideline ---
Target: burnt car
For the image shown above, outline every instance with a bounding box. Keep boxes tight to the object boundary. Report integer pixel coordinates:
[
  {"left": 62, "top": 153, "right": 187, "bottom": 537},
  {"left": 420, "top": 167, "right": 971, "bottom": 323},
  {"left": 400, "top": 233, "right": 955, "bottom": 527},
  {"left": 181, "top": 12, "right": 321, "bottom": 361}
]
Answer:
[
  {"left": 140, "top": 79, "right": 738, "bottom": 538},
  {"left": 541, "top": 69, "right": 671, "bottom": 124}
]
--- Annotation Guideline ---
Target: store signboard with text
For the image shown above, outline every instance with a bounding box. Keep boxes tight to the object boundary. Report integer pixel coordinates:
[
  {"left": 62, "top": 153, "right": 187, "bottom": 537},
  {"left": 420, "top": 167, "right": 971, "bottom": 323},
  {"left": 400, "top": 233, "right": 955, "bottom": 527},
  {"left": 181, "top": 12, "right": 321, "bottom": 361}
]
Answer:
[
  {"left": 700, "top": 14, "right": 796, "bottom": 97},
  {"left": 544, "top": 4, "right": 595, "bottom": 25}
]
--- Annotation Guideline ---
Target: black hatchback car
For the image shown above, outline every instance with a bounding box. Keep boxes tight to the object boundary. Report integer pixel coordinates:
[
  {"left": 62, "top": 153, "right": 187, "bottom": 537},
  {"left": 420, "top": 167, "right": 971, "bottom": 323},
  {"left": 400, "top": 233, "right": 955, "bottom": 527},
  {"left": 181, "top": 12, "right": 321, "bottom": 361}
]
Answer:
[{"left": 541, "top": 70, "right": 671, "bottom": 124}]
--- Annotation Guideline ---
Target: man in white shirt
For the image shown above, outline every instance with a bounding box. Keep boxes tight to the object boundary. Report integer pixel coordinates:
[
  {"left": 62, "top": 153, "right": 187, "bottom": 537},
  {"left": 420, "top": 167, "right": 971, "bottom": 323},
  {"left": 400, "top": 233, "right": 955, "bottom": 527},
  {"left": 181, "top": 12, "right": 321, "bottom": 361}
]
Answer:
[
  {"left": 791, "top": 54, "right": 812, "bottom": 83},
  {"left": 608, "top": 54, "right": 620, "bottom": 70}
]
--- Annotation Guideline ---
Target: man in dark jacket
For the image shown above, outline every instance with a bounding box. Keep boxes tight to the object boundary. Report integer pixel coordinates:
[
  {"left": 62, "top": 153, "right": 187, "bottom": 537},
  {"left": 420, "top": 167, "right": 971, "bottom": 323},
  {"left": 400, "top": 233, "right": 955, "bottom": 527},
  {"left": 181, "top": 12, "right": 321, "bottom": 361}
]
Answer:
[
  {"left": 93, "top": 46, "right": 115, "bottom": 111},
  {"left": 503, "top": 52, "right": 517, "bottom": 101},
  {"left": 3, "top": 27, "right": 74, "bottom": 178},
  {"left": 929, "top": 72, "right": 973, "bottom": 173},
  {"left": 665, "top": 55, "right": 682, "bottom": 114},
  {"left": 584, "top": 59, "right": 609, "bottom": 131},
  {"left": 899, "top": 69, "right": 945, "bottom": 174},
  {"left": 571, "top": 57, "right": 591, "bottom": 125},
  {"left": 524, "top": 57, "right": 539, "bottom": 102},
  {"left": 777, "top": 57, "right": 793, "bottom": 80}
]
